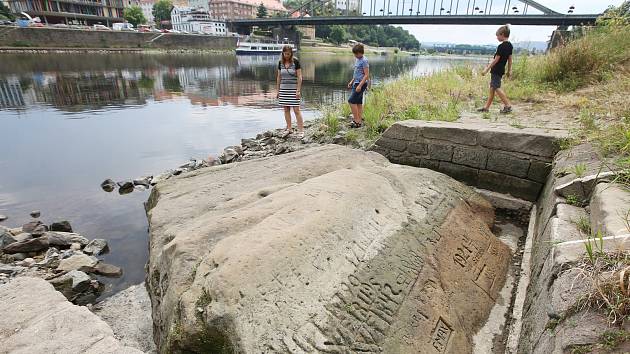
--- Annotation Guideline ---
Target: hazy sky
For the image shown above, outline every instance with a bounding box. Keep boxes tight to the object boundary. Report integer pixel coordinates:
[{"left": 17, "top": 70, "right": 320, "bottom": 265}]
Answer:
[{"left": 391, "top": 0, "right": 625, "bottom": 44}]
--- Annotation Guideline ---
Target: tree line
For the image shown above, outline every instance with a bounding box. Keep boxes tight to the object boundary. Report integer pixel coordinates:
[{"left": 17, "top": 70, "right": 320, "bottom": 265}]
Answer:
[{"left": 317, "top": 25, "right": 420, "bottom": 50}]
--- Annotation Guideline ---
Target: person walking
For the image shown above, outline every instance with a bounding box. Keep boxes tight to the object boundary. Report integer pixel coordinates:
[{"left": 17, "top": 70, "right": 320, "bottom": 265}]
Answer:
[{"left": 276, "top": 45, "right": 304, "bottom": 138}]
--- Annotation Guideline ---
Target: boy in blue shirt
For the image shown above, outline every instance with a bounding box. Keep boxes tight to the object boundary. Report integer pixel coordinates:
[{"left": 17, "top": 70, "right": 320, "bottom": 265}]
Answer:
[
  {"left": 347, "top": 43, "right": 370, "bottom": 128},
  {"left": 478, "top": 24, "right": 513, "bottom": 114}
]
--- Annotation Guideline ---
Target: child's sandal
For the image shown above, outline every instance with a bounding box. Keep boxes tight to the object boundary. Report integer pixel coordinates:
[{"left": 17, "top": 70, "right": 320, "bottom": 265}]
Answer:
[
  {"left": 349, "top": 121, "right": 362, "bottom": 128},
  {"left": 500, "top": 106, "right": 513, "bottom": 114}
]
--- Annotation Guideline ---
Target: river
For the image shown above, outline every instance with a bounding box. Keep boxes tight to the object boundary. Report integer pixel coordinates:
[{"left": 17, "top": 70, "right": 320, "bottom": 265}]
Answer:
[{"left": 0, "top": 52, "right": 482, "bottom": 296}]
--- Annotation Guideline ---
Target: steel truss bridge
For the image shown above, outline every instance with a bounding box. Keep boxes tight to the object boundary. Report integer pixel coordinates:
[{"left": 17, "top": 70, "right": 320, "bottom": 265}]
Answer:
[{"left": 230, "top": 0, "right": 600, "bottom": 28}]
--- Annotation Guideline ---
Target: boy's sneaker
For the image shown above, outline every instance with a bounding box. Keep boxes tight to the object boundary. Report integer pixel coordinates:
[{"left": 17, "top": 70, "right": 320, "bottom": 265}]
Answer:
[
  {"left": 476, "top": 108, "right": 489, "bottom": 112},
  {"left": 500, "top": 106, "right": 513, "bottom": 114}
]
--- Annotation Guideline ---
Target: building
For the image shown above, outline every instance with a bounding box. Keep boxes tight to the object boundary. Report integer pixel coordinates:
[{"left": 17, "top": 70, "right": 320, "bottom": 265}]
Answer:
[
  {"left": 128, "top": 0, "right": 155, "bottom": 24},
  {"left": 171, "top": 6, "right": 228, "bottom": 35},
  {"left": 7, "top": 0, "right": 125, "bottom": 25},
  {"left": 335, "top": 0, "right": 359, "bottom": 13},
  {"left": 208, "top": 0, "right": 286, "bottom": 20},
  {"left": 187, "top": 0, "right": 208, "bottom": 11}
]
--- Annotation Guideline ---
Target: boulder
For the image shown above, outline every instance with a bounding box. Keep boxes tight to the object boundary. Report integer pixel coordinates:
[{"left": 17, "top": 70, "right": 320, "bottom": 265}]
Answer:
[
  {"left": 590, "top": 183, "right": 630, "bottom": 236},
  {"left": 2, "top": 237, "right": 49, "bottom": 254},
  {"left": 0, "top": 214, "right": 7, "bottom": 222},
  {"left": 145, "top": 145, "right": 509, "bottom": 353},
  {"left": 30, "top": 210, "right": 41, "bottom": 218},
  {"left": 35, "top": 248, "right": 61, "bottom": 268},
  {"left": 151, "top": 171, "right": 173, "bottom": 186},
  {"left": 57, "top": 254, "right": 98, "bottom": 272},
  {"left": 0, "top": 277, "right": 143, "bottom": 353},
  {"left": 118, "top": 181, "right": 134, "bottom": 195},
  {"left": 46, "top": 231, "right": 89, "bottom": 247},
  {"left": 83, "top": 238, "right": 109, "bottom": 255},
  {"left": 0, "top": 231, "right": 16, "bottom": 249},
  {"left": 220, "top": 147, "right": 241, "bottom": 164},
  {"left": 49, "top": 220, "right": 73, "bottom": 233}
]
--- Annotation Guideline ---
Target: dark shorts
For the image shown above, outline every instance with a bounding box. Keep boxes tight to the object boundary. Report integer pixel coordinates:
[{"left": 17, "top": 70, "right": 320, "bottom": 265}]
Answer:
[
  {"left": 348, "top": 83, "right": 367, "bottom": 104},
  {"left": 490, "top": 73, "right": 503, "bottom": 89}
]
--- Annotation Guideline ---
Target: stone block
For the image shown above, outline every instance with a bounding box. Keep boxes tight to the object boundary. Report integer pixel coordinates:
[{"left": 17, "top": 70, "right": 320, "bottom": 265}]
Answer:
[
  {"left": 528, "top": 160, "right": 551, "bottom": 183},
  {"left": 589, "top": 183, "right": 630, "bottom": 236},
  {"left": 428, "top": 143, "right": 454, "bottom": 161},
  {"left": 420, "top": 124, "right": 478, "bottom": 145},
  {"left": 478, "top": 129, "right": 559, "bottom": 157},
  {"left": 438, "top": 161, "right": 480, "bottom": 186},
  {"left": 486, "top": 151, "right": 530, "bottom": 178},
  {"left": 418, "top": 158, "right": 440, "bottom": 170},
  {"left": 382, "top": 122, "right": 419, "bottom": 141},
  {"left": 375, "top": 137, "right": 407, "bottom": 152},
  {"left": 452, "top": 146, "right": 488, "bottom": 169},
  {"left": 478, "top": 170, "right": 543, "bottom": 201},
  {"left": 407, "top": 141, "right": 428, "bottom": 155}
]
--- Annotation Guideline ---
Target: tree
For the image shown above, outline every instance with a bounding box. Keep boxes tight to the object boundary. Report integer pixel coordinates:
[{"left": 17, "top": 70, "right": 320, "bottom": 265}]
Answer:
[
  {"left": 257, "top": 3, "right": 268, "bottom": 18},
  {"left": 329, "top": 25, "right": 347, "bottom": 45},
  {"left": 0, "top": 2, "right": 14, "bottom": 20},
  {"left": 152, "top": 0, "right": 173, "bottom": 28},
  {"left": 124, "top": 6, "right": 146, "bottom": 28}
]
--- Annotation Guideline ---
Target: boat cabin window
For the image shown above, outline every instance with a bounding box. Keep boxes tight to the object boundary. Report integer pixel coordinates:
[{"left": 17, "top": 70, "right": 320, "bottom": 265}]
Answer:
[{"left": 251, "top": 47, "right": 258, "bottom": 50}]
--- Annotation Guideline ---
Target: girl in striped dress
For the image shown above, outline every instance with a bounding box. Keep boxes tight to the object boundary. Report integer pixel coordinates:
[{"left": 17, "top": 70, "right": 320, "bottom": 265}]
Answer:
[{"left": 276, "top": 45, "right": 304, "bottom": 138}]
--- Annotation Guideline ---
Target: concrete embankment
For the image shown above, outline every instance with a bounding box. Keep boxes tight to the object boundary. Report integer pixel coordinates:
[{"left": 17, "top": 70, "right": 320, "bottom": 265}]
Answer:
[{"left": 0, "top": 26, "right": 236, "bottom": 50}]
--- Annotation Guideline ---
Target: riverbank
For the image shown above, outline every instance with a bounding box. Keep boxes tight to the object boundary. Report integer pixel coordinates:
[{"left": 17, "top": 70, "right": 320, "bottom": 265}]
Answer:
[{"left": 0, "top": 26, "right": 236, "bottom": 51}]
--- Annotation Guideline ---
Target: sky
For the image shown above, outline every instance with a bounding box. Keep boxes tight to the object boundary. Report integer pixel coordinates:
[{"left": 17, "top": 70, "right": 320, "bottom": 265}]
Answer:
[{"left": 391, "top": 0, "right": 625, "bottom": 44}]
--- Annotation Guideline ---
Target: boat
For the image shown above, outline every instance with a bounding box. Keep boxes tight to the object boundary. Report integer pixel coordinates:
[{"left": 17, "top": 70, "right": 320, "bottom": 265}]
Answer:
[{"left": 236, "top": 37, "right": 297, "bottom": 55}]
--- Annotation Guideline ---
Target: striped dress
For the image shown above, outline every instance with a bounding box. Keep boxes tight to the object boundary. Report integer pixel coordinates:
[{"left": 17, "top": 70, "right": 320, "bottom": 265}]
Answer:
[{"left": 278, "top": 58, "right": 301, "bottom": 107}]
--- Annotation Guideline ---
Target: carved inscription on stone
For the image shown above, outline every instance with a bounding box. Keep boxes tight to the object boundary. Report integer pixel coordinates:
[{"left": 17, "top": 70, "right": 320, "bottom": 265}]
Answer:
[{"left": 431, "top": 318, "right": 453, "bottom": 353}]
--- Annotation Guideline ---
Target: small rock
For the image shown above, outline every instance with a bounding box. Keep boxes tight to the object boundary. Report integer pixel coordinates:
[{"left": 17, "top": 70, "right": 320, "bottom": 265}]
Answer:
[
  {"left": 135, "top": 185, "right": 148, "bottom": 191},
  {"left": 150, "top": 171, "right": 173, "bottom": 186},
  {"left": 50, "top": 221, "right": 73, "bottom": 233},
  {"left": 21, "top": 258, "right": 35, "bottom": 267},
  {"left": 30, "top": 210, "right": 41, "bottom": 218},
  {"left": 172, "top": 168, "right": 184, "bottom": 176},
  {"left": 70, "top": 243, "right": 82, "bottom": 251},
  {"left": 220, "top": 146, "right": 243, "bottom": 164},
  {"left": 100, "top": 179, "right": 117, "bottom": 192},
  {"left": 274, "top": 146, "right": 287, "bottom": 155},
  {"left": 0, "top": 264, "right": 25, "bottom": 276},
  {"left": 69, "top": 270, "right": 92, "bottom": 292},
  {"left": 31, "top": 225, "right": 48, "bottom": 237},
  {"left": 2, "top": 237, "right": 49, "bottom": 254},
  {"left": 133, "top": 176, "right": 152, "bottom": 187},
  {"left": 35, "top": 248, "right": 61, "bottom": 268},
  {"left": 118, "top": 182, "right": 134, "bottom": 195},
  {"left": 57, "top": 253, "right": 98, "bottom": 272},
  {"left": 8, "top": 228, "right": 22, "bottom": 236},
  {"left": 22, "top": 221, "right": 46, "bottom": 234},
  {"left": 279, "top": 130, "right": 291, "bottom": 139},
  {"left": 11, "top": 253, "right": 27, "bottom": 261},
  {"left": 205, "top": 155, "right": 222, "bottom": 167},
  {"left": 83, "top": 239, "right": 109, "bottom": 255},
  {"left": 0, "top": 215, "right": 7, "bottom": 222},
  {"left": 13, "top": 233, "right": 32, "bottom": 242},
  {"left": 46, "top": 231, "right": 89, "bottom": 247},
  {"left": 93, "top": 262, "right": 123, "bottom": 277},
  {"left": 0, "top": 231, "right": 16, "bottom": 249}
]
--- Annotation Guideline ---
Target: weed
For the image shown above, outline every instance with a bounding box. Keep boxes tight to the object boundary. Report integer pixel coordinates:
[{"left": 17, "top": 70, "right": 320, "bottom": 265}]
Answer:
[
  {"left": 568, "top": 344, "right": 593, "bottom": 354},
  {"left": 323, "top": 109, "right": 340, "bottom": 137},
  {"left": 482, "top": 112, "right": 491, "bottom": 120},
  {"left": 340, "top": 103, "right": 352, "bottom": 119},
  {"left": 509, "top": 120, "right": 525, "bottom": 129},
  {"left": 345, "top": 130, "right": 359, "bottom": 143},
  {"left": 565, "top": 194, "right": 582, "bottom": 206},
  {"left": 600, "top": 329, "right": 630, "bottom": 349},
  {"left": 574, "top": 216, "right": 592, "bottom": 235},
  {"left": 572, "top": 163, "right": 588, "bottom": 178}
]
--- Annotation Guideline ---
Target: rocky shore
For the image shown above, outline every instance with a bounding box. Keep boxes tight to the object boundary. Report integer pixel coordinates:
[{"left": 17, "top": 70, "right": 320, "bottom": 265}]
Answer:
[{"left": 0, "top": 214, "right": 122, "bottom": 305}]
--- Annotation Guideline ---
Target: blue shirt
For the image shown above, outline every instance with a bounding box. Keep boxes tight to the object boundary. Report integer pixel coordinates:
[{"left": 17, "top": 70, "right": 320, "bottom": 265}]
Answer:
[{"left": 353, "top": 56, "right": 369, "bottom": 83}]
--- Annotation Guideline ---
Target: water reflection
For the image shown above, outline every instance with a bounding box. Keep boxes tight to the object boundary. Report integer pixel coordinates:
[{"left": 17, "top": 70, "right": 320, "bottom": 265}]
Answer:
[
  {"left": 0, "top": 53, "right": 476, "bottom": 113},
  {"left": 0, "top": 52, "right": 481, "bottom": 296}
]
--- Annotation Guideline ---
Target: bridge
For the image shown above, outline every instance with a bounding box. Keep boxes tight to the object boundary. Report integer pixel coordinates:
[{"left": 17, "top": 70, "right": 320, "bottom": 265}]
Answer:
[{"left": 230, "top": 0, "right": 601, "bottom": 29}]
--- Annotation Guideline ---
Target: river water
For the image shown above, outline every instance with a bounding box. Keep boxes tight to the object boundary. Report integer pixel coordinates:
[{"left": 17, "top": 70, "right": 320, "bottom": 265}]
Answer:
[{"left": 0, "top": 52, "right": 481, "bottom": 296}]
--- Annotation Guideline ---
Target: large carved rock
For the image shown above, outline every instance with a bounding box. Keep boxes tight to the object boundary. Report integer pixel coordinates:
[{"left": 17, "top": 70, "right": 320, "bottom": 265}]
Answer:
[{"left": 145, "top": 145, "right": 511, "bottom": 353}]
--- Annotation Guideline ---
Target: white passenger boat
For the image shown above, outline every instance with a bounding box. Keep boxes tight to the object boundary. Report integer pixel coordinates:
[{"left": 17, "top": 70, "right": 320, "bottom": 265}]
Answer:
[{"left": 236, "top": 38, "right": 297, "bottom": 55}]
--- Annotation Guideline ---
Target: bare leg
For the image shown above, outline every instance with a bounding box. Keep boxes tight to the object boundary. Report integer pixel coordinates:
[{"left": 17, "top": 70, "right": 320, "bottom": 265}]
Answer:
[
  {"left": 495, "top": 88, "right": 512, "bottom": 108},
  {"left": 283, "top": 106, "right": 292, "bottom": 130},
  {"left": 292, "top": 106, "right": 304, "bottom": 132},
  {"left": 356, "top": 104, "right": 363, "bottom": 123},
  {"left": 483, "top": 88, "right": 496, "bottom": 109},
  {"left": 350, "top": 103, "right": 359, "bottom": 123}
]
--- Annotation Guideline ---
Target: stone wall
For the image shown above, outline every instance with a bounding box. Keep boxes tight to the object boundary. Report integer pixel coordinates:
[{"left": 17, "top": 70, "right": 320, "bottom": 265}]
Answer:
[
  {"left": 514, "top": 143, "right": 626, "bottom": 353},
  {"left": 0, "top": 26, "right": 236, "bottom": 50},
  {"left": 371, "top": 121, "right": 566, "bottom": 201}
]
